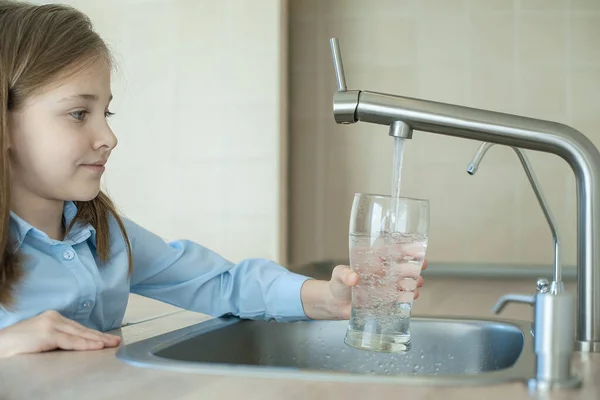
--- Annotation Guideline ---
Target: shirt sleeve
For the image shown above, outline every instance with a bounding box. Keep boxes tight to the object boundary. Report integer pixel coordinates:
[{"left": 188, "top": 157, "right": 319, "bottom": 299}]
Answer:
[{"left": 125, "top": 218, "right": 311, "bottom": 322}]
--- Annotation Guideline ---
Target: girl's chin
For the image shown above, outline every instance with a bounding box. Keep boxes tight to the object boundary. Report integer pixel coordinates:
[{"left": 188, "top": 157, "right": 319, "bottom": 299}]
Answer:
[{"left": 68, "top": 185, "right": 101, "bottom": 202}]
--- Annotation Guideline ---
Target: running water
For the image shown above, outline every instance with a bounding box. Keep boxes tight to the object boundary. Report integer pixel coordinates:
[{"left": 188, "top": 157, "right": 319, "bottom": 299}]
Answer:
[
  {"left": 391, "top": 137, "right": 406, "bottom": 231},
  {"left": 391, "top": 137, "right": 406, "bottom": 199}
]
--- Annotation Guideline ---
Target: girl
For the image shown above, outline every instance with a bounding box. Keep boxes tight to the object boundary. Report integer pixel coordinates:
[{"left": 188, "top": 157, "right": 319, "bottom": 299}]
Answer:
[{"left": 0, "top": 1, "right": 425, "bottom": 358}]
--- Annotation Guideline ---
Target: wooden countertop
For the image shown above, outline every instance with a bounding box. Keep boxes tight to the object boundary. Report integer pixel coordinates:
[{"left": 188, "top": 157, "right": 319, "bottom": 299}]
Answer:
[{"left": 0, "top": 277, "right": 598, "bottom": 400}]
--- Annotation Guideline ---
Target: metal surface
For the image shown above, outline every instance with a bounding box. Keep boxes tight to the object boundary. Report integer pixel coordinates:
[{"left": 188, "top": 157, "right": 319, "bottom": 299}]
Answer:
[
  {"left": 492, "top": 294, "right": 535, "bottom": 315},
  {"left": 330, "top": 38, "right": 347, "bottom": 92},
  {"left": 328, "top": 37, "right": 600, "bottom": 352},
  {"left": 493, "top": 277, "right": 580, "bottom": 390},
  {"left": 492, "top": 279, "right": 546, "bottom": 337},
  {"left": 491, "top": 279, "right": 549, "bottom": 337},
  {"left": 530, "top": 289, "right": 581, "bottom": 390},
  {"left": 389, "top": 120, "right": 413, "bottom": 139},
  {"left": 537, "top": 278, "right": 550, "bottom": 293},
  {"left": 467, "top": 143, "right": 563, "bottom": 292},
  {"left": 117, "top": 316, "right": 534, "bottom": 386}
]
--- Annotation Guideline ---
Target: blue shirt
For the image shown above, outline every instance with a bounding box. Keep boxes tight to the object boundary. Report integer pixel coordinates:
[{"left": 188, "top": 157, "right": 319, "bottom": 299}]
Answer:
[{"left": 0, "top": 201, "right": 311, "bottom": 332}]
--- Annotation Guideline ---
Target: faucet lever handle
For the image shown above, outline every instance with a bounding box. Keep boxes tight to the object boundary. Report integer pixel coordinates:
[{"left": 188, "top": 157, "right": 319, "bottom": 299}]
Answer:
[
  {"left": 329, "top": 38, "right": 347, "bottom": 92},
  {"left": 492, "top": 277, "right": 550, "bottom": 314},
  {"left": 492, "top": 294, "right": 535, "bottom": 314}
]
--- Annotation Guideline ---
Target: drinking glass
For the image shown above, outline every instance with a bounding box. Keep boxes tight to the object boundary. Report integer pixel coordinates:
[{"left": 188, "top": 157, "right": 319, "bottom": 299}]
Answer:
[{"left": 344, "top": 193, "right": 429, "bottom": 352}]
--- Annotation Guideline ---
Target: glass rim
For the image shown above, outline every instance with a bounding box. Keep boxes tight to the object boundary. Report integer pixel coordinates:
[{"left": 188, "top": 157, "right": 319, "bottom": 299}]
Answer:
[{"left": 354, "top": 192, "right": 429, "bottom": 205}]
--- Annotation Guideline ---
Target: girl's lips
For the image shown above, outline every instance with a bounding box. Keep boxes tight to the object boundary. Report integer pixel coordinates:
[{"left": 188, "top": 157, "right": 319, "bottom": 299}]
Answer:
[
  {"left": 82, "top": 164, "right": 105, "bottom": 172},
  {"left": 81, "top": 158, "right": 107, "bottom": 172}
]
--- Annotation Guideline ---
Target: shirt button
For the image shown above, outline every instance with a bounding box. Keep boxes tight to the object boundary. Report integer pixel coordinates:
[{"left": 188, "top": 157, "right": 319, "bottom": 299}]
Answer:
[
  {"left": 81, "top": 300, "right": 94, "bottom": 309},
  {"left": 62, "top": 250, "right": 75, "bottom": 260}
]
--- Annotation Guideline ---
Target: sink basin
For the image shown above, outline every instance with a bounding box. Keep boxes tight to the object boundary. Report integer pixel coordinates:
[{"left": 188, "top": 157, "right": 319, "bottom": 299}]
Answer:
[{"left": 116, "top": 315, "right": 534, "bottom": 386}]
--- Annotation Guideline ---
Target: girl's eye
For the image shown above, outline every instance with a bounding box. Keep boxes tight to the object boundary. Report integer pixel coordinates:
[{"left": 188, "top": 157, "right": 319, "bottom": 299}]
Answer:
[
  {"left": 70, "top": 110, "right": 115, "bottom": 121},
  {"left": 70, "top": 110, "right": 87, "bottom": 121}
]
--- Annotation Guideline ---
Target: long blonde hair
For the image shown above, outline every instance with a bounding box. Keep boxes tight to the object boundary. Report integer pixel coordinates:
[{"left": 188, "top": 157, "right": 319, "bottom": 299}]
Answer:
[{"left": 0, "top": 1, "right": 132, "bottom": 306}]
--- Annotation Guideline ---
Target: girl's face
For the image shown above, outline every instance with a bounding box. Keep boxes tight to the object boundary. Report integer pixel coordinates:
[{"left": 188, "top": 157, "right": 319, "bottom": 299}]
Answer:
[{"left": 8, "top": 59, "right": 118, "bottom": 203}]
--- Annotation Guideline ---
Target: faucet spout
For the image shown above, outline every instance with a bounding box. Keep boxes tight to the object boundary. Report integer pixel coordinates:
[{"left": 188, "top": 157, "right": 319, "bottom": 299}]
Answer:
[
  {"left": 329, "top": 37, "right": 600, "bottom": 352},
  {"left": 466, "top": 142, "right": 495, "bottom": 175}
]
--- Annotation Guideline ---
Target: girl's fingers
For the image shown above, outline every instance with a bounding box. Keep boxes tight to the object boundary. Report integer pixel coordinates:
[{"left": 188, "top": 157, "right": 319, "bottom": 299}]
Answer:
[
  {"left": 333, "top": 265, "right": 359, "bottom": 286},
  {"left": 54, "top": 317, "right": 120, "bottom": 347},
  {"left": 53, "top": 332, "right": 105, "bottom": 351}
]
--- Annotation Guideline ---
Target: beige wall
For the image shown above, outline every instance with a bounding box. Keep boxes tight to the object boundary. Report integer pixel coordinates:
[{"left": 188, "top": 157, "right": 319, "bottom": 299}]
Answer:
[
  {"left": 289, "top": 0, "right": 600, "bottom": 268},
  {"left": 31, "top": 0, "right": 289, "bottom": 264}
]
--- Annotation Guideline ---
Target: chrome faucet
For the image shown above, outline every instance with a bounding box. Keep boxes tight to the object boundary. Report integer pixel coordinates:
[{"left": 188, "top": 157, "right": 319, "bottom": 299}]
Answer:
[
  {"left": 468, "top": 142, "right": 580, "bottom": 390},
  {"left": 494, "top": 276, "right": 581, "bottom": 391},
  {"left": 328, "top": 37, "right": 600, "bottom": 353}
]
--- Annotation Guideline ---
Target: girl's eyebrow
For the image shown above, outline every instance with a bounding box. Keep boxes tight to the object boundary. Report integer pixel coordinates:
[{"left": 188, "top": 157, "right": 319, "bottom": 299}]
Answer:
[{"left": 59, "top": 93, "right": 113, "bottom": 102}]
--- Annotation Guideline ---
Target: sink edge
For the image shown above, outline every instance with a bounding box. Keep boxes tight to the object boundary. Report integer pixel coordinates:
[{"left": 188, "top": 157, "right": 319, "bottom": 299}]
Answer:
[{"left": 115, "top": 315, "right": 535, "bottom": 387}]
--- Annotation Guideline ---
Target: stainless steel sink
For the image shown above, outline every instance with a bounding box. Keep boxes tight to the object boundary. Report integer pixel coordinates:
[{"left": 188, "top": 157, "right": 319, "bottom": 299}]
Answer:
[{"left": 116, "top": 315, "right": 535, "bottom": 386}]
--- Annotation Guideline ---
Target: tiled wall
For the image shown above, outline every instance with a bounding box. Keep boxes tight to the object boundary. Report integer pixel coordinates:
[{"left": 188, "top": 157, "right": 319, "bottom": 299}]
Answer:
[
  {"left": 289, "top": 0, "right": 600, "bottom": 268},
  {"left": 36, "top": 0, "right": 289, "bottom": 264}
]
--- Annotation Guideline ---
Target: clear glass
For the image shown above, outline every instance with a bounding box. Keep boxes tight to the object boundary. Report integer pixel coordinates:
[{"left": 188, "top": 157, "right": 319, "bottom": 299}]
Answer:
[{"left": 344, "top": 193, "right": 429, "bottom": 352}]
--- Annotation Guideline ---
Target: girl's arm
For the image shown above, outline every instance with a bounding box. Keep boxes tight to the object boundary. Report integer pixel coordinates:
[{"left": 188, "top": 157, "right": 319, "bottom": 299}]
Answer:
[{"left": 124, "top": 218, "right": 311, "bottom": 322}]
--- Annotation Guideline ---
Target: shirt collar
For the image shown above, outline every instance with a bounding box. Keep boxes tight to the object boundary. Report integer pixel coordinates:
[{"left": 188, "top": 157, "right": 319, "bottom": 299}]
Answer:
[{"left": 9, "top": 201, "right": 97, "bottom": 250}]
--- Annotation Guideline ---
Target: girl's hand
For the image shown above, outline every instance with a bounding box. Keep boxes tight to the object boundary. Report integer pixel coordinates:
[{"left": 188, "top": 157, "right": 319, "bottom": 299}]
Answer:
[
  {"left": 300, "top": 261, "right": 426, "bottom": 320},
  {"left": 0, "top": 310, "right": 121, "bottom": 358}
]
